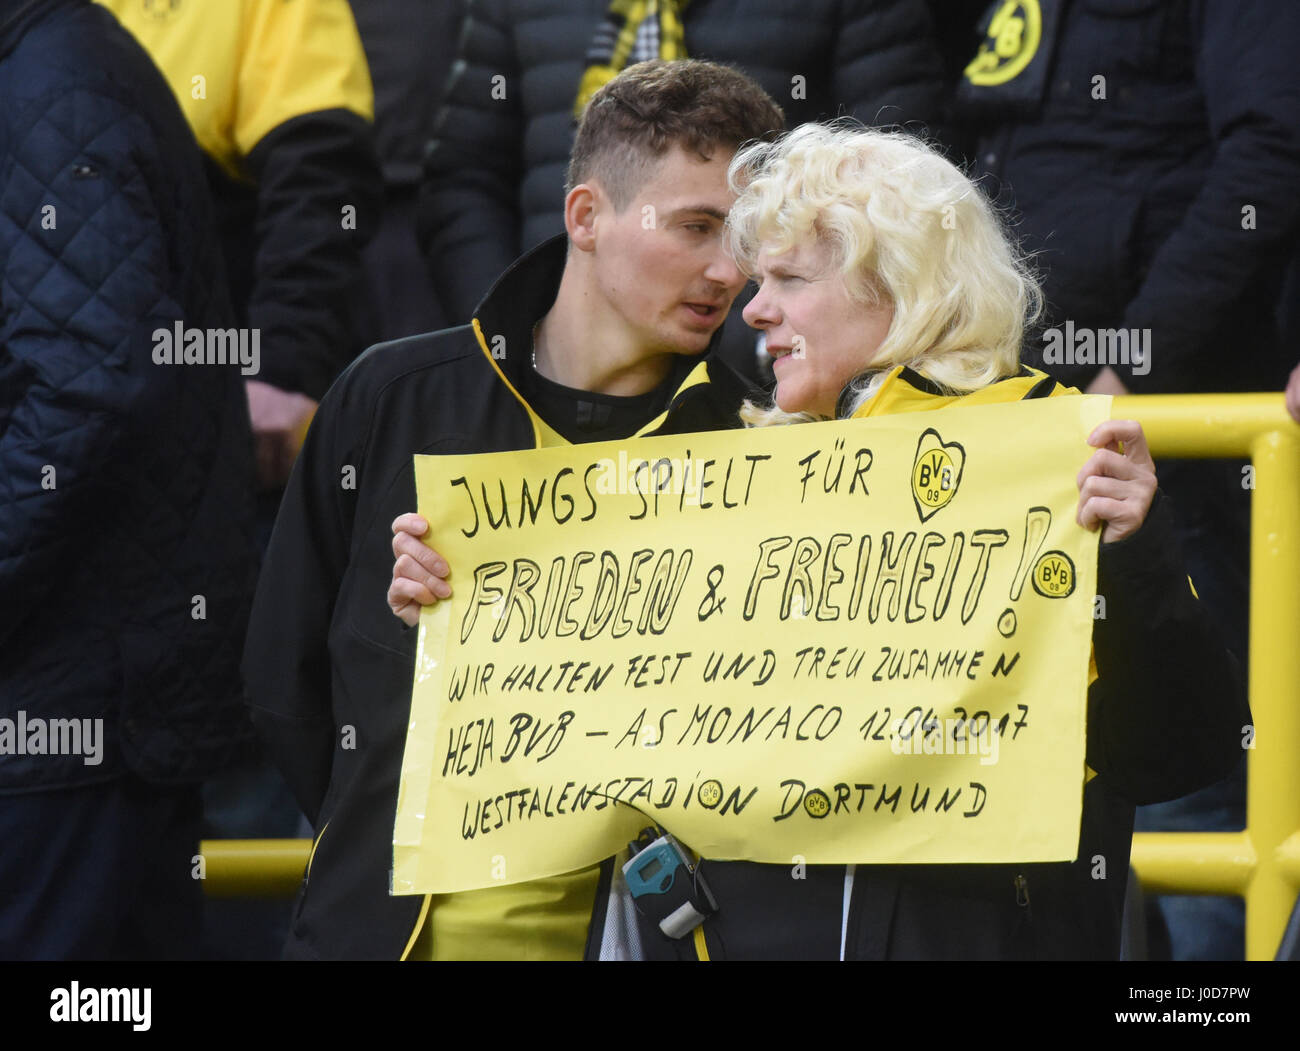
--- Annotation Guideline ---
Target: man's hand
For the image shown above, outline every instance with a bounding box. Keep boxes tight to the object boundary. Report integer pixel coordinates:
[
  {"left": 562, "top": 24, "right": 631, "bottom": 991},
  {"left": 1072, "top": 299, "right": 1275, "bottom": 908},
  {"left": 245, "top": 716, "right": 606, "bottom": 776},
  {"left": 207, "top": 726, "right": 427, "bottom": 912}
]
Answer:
[
  {"left": 1285, "top": 362, "right": 1300, "bottom": 424},
  {"left": 1085, "top": 366, "right": 1129, "bottom": 396},
  {"left": 388, "top": 513, "right": 451, "bottom": 627},
  {"left": 246, "top": 379, "right": 318, "bottom": 489},
  {"left": 1076, "top": 419, "right": 1157, "bottom": 544}
]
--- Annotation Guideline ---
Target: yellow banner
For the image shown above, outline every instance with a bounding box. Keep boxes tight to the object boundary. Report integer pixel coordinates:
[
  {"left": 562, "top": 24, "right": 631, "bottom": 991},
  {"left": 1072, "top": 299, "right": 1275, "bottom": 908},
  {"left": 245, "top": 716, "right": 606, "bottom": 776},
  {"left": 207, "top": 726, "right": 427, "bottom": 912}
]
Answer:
[{"left": 393, "top": 395, "right": 1110, "bottom": 894}]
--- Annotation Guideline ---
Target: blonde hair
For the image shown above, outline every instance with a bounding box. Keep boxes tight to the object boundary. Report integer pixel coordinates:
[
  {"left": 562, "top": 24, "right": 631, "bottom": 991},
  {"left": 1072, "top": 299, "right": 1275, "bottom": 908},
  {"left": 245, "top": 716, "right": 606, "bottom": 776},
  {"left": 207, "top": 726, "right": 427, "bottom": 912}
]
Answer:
[{"left": 727, "top": 122, "right": 1041, "bottom": 425}]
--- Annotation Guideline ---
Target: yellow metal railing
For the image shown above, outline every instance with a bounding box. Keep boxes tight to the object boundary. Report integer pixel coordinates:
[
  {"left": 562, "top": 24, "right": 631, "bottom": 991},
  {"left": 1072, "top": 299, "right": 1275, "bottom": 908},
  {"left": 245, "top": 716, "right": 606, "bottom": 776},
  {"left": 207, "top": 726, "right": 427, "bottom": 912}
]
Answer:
[
  {"left": 201, "top": 393, "right": 1300, "bottom": 960},
  {"left": 1116, "top": 393, "right": 1300, "bottom": 961},
  {"left": 200, "top": 839, "right": 308, "bottom": 899}
]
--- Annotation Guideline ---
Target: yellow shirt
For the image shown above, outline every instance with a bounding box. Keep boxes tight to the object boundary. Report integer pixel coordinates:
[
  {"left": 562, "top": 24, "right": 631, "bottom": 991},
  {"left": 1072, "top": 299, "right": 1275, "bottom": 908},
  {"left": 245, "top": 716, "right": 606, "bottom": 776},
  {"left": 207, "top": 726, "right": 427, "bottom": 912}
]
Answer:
[
  {"left": 413, "top": 868, "right": 604, "bottom": 961},
  {"left": 95, "top": 0, "right": 373, "bottom": 180}
]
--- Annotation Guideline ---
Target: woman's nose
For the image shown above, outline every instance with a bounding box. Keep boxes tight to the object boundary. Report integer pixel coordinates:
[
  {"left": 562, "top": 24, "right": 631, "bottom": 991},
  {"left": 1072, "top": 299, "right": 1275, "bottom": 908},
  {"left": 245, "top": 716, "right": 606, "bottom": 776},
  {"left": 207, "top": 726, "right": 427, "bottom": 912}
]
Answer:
[{"left": 743, "top": 283, "right": 776, "bottom": 328}]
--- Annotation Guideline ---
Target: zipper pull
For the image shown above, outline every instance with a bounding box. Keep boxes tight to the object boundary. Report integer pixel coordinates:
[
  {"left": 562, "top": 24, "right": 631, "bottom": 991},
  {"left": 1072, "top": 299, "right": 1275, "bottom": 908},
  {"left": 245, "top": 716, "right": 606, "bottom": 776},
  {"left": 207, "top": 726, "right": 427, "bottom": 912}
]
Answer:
[{"left": 1014, "top": 874, "right": 1031, "bottom": 909}]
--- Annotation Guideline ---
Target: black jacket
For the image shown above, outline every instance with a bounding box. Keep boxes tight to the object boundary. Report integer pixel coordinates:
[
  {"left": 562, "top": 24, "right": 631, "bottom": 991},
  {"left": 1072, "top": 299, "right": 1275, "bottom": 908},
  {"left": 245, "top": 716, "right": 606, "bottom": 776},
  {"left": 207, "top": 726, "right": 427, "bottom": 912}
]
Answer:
[
  {"left": 0, "top": 0, "right": 257, "bottom": 790},
  {"left": 418, "top": 0, "right": 945, "bottom": 327},
  {"left": 956, "top": 0, "right": 1300, "bottom": 395},
  {"left": 242, "top": 236, "right": 756, "bottom": 958},
  {"left": 347, "top": 0, "right": 463, "bottom": 188}
]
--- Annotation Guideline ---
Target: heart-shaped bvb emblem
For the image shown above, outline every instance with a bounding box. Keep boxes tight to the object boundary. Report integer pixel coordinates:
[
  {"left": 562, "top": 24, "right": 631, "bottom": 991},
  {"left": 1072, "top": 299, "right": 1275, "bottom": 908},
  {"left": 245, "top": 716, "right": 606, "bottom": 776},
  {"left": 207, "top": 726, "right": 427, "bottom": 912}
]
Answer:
[{"left": 911, "top": 428, "right": 966, "bottom": 522}]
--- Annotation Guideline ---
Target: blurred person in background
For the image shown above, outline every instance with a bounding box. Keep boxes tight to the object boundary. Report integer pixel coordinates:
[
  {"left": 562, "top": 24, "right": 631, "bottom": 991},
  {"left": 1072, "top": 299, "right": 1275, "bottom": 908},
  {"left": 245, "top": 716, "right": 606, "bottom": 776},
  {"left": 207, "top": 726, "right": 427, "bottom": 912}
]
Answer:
[
  {"left": 348, "top": 0, "right": 463, "bottom": 341},
  {"left": 948, "top": 0, "right": 1300, "bottom": 959},
  {"left": 96, "top": 0, "right": 382, "bottom": 494},
  {"left": 96, "top": 0, "right": 383, "bottom": 959},
  {"left": 418, "top": 0, "right": 946, "bottom": 384},
  {"left": 0, "top": 0, "right": 256, "bottom": 959}
]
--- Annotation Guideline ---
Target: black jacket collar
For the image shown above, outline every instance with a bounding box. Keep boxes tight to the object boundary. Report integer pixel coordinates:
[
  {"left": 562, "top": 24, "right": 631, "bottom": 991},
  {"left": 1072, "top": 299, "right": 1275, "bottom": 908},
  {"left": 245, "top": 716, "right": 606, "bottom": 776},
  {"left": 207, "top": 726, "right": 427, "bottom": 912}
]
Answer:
[{"left": 471, "top": 234, "right": 569, "bottom": 389}]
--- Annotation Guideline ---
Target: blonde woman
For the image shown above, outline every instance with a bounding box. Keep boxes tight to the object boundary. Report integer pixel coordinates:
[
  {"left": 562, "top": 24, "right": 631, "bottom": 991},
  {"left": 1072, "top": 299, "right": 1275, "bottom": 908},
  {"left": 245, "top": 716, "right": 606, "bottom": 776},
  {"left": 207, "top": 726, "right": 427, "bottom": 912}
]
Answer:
[{"left": 387, "top": 124, "right": 1245, "bottom": 959}]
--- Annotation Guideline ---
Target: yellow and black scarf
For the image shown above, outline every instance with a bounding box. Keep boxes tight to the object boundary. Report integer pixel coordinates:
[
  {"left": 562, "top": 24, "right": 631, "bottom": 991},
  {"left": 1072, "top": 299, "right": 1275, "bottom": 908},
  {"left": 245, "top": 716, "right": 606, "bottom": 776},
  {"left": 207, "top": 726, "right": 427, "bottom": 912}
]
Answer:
[{"left": 573, "top": 0, "right": 691, "bottom": 120}]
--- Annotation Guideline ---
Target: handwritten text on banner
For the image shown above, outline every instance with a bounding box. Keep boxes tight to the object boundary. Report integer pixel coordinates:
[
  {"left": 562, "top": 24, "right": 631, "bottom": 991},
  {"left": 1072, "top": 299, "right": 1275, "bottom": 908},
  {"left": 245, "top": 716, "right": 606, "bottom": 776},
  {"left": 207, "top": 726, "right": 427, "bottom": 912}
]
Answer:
[{"left": 393, "top": 395, "right": 1110, "bottom": 894}]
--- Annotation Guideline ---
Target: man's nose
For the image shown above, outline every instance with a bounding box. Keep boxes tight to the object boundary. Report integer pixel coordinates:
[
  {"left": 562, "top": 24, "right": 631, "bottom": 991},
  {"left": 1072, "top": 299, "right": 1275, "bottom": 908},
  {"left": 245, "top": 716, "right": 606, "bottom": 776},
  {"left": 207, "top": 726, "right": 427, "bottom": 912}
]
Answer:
[{"left": 705, "top": 245, "right": 745, "bottom": 295}]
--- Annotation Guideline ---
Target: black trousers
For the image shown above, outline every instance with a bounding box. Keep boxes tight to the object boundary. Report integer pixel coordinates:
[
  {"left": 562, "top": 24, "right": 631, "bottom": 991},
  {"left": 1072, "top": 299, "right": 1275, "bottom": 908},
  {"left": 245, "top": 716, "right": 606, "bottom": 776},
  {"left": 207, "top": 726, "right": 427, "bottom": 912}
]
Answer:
[{"left": 0, "top": 775, "right": 203, "bottom": 960}]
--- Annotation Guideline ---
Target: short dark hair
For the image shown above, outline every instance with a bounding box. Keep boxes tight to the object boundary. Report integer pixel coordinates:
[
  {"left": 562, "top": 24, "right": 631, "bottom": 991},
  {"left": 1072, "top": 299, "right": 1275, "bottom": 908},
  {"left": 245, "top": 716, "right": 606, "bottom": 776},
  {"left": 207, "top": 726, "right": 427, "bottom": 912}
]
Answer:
[{"left": 566, "top": 59, "right": 785, "bottom": 210}]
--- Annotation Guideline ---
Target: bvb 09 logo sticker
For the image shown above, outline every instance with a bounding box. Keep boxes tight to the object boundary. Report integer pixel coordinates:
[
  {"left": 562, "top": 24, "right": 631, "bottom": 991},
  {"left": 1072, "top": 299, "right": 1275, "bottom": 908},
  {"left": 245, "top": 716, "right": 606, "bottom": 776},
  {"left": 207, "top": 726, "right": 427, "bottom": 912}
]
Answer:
[
  {"left": 964, "top": 0, "right": 1042, "bottom": 87},
  {"left": 697, "top": 779, "right": 724, "bottom": 808},
  {"left": 911, "top": 428, "right": 965, "bottom": 523},
  {"left": 803, "top": 789, "right": 831, "bottom": 819},
  {"left": 1032, "top": 550, "right": 1075, "bottom": 598}
]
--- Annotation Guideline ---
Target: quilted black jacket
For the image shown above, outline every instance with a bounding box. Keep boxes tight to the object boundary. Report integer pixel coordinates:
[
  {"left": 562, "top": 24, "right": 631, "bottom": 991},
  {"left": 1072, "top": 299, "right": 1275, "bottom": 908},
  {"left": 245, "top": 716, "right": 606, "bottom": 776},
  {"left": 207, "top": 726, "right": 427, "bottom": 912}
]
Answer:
[
  {"left": 417, "top": 0, "right": 946, "bottom": 327},
  {"left": 0, "top": 0, "right": 258, "bottom": 791},
  {"left": 955, "top": 0, "right": 1300, "bottom": 395}
]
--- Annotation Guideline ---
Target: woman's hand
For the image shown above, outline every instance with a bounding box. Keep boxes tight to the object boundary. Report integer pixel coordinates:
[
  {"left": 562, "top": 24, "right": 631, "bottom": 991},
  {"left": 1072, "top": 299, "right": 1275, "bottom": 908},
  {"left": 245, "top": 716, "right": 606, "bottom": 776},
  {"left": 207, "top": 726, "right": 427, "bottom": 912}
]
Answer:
[
  {"left": 1076, "top": 419, "right": 1157, "bottom": 544},
  {"left": 388, "top": 513, "right": 451, "bottom": 627}
]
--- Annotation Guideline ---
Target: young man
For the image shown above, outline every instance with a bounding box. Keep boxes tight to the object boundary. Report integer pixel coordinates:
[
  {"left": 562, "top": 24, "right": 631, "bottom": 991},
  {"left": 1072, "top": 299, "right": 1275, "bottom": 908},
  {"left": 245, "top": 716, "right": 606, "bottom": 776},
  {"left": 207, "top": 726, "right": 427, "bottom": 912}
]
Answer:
[{"left": 242, "top": 60, "right": 784, "bottom": 960}]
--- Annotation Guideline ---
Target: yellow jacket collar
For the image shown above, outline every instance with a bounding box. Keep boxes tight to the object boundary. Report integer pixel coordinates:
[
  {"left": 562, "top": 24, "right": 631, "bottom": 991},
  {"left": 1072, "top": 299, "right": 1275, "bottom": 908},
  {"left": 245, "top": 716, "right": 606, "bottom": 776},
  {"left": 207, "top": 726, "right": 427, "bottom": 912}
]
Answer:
[{"left": 847, "top": 364, "right": 1075, "bottom": 419}]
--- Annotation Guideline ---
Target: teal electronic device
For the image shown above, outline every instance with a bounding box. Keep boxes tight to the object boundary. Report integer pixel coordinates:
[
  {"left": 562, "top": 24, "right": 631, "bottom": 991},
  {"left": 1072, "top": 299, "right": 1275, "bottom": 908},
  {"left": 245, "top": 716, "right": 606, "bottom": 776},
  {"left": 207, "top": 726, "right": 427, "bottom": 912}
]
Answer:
[{"left": 623, "top": 827, "right": 718, "bottom": 940}]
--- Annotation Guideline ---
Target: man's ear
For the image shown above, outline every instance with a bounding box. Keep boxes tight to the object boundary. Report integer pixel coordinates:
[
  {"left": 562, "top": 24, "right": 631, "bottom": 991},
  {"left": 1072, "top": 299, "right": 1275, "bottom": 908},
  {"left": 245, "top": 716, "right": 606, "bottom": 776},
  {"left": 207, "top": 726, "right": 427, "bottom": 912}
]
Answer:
[{"left": 564, "top": 182, "right": 602, "bottom": 252}]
